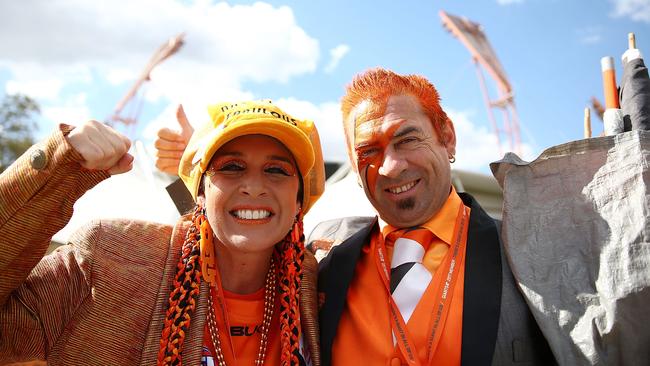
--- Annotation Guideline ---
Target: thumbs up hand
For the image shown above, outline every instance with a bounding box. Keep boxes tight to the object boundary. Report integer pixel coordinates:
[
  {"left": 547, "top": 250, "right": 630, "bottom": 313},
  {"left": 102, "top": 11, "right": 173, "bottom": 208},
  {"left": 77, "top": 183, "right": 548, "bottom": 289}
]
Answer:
[{"left": 155, "top": 104, "right": 194, "bottom": 175}]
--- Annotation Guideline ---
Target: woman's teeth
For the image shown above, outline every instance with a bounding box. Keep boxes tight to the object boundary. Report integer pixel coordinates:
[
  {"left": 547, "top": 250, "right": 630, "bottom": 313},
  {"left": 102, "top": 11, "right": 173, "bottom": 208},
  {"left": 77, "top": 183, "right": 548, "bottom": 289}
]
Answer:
[{"left": 232, "top": 209, "right": 272, "bottom": 220}]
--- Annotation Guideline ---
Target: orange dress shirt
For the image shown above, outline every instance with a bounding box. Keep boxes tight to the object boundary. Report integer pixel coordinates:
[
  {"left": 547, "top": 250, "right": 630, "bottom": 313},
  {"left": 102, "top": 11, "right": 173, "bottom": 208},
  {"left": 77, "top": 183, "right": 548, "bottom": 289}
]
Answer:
[{"left": 332, "top": 188, "right": 470, "bottom": 366}]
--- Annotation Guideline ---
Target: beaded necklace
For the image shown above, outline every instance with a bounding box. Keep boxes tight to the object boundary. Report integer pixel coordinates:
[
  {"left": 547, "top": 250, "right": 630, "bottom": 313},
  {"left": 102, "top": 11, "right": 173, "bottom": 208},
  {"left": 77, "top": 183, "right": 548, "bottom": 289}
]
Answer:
[{"left": 206, "top": 258, "right": 277, "bottom": 366}]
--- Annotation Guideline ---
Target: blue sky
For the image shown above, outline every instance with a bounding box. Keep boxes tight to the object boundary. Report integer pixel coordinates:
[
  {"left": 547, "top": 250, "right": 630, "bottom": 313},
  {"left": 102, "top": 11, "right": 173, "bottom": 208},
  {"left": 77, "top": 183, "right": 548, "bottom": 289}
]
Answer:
[{"left": 1, "top": 0, "right": 649, "bottom": 173}]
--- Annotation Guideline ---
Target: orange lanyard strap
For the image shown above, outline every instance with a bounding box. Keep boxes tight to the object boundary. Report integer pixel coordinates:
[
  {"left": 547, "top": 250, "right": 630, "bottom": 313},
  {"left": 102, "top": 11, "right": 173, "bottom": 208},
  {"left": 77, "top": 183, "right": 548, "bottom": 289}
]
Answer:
[
  {"left": 210, "top": 263, "right": 238, "bottom": 362},
  {"left": 425, "top": 204, "right": 468, "bottom": 363},
  {"left": 373, "top": 204, "right": 469, "bottom": 365},
  {"left": 199, "top": 210, "right": 239, "bottom": 362}
]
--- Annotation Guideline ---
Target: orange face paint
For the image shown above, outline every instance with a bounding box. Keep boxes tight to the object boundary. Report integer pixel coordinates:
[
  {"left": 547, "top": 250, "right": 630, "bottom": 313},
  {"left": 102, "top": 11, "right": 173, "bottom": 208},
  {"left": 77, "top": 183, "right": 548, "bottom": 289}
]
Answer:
[{"left": 353, "top": 115, "right": 402, "bottom": 197}]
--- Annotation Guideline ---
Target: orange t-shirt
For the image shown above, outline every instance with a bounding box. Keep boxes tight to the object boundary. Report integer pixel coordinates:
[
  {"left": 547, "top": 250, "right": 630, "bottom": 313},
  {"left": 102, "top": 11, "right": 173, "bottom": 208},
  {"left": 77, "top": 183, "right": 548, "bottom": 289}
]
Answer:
[
  {"left": 332, "top": 188, "right": 469, "bottom": 366},
  {"left": 202, "top": 287, "right": 282, "bottom": 366}
]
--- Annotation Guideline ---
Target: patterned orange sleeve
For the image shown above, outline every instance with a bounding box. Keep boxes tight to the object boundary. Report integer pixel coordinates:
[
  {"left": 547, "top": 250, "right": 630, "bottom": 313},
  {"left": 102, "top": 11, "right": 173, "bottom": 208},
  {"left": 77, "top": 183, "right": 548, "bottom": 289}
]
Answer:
[{"left": 0, "top": 124, "right": 108, "bottom": 362}]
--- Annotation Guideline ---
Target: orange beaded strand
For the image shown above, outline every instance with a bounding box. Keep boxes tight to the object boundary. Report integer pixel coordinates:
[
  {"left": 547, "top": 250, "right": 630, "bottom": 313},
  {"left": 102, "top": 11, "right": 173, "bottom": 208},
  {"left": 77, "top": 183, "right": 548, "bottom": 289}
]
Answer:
[{"left": 157, "top": 207, "right": 204, "bottom": 366}]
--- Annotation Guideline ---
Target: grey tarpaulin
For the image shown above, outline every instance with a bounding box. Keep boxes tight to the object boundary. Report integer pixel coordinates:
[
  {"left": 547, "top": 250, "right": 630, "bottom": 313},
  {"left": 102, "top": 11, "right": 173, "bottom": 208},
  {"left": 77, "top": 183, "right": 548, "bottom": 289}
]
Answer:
[
  {"left": 490, "top": 130, "right": 650, "bottom": 365},
  {"left": 620, "top": 58, "right": 650, "bottom": 131}
]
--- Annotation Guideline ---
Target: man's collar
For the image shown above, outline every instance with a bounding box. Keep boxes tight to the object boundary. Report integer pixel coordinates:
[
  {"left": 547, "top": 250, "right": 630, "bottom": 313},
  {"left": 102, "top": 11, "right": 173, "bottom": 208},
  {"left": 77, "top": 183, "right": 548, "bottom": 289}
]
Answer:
[{"left": 380, "top": 186, "right": 462, "bottom": 245}]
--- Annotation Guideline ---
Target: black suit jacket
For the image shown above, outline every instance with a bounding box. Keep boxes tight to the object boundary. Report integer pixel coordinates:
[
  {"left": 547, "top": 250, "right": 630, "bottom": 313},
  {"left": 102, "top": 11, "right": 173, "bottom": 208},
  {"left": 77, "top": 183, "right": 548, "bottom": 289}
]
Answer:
[{"left": 311, "top": 193, "right": 555, "bottom": 366}]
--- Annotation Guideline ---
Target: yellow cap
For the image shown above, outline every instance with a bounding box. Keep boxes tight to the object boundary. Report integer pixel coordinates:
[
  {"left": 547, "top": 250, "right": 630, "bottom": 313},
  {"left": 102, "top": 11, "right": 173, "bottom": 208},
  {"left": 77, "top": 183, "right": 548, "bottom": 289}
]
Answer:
[{"left": 179, "top": 100, "right": 325, "bottom": 214}]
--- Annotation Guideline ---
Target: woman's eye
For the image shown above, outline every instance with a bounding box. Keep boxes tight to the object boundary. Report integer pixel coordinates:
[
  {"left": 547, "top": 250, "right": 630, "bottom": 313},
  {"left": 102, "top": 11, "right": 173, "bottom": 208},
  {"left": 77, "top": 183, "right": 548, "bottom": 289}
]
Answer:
[
  {"left": 267, "top": 167, "right": 289, "bottom": 175},
  {"left": 216, "top": 161, "right": 245, "bottom": 172},
  {"left": 265, "top": 164, "right": 294, "bottom": 176}
]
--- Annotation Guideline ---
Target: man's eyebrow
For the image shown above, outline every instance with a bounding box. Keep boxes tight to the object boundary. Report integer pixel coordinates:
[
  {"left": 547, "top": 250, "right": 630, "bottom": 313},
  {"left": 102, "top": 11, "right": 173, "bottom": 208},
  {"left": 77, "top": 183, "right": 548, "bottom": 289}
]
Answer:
[
  {"left": 392, "top": 126, "right": 420, "bottom": 139},
  {"left": 354, "top": 141, "right": 377, "bottom": 149}
]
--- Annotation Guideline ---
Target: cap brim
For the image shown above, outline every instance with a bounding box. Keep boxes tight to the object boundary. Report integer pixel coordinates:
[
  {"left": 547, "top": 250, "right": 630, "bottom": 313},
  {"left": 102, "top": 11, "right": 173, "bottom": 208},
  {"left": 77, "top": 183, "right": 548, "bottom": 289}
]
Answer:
[{"left": 198, "top": 118, "right": 315, "bottom": 187}]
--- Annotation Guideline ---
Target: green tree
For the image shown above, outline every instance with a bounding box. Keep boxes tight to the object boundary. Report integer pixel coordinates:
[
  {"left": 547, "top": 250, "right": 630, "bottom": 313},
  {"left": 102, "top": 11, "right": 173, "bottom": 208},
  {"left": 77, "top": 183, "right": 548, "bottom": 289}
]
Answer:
[{"left": 0, "top": 94, "right": 40, "bottom": 173}]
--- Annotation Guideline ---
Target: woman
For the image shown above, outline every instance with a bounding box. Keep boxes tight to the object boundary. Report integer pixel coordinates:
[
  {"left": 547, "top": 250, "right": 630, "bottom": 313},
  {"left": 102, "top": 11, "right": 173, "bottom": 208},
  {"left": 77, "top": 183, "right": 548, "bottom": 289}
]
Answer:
[{"left": 0, "top": 100, "right": 325, "bottom": 366}]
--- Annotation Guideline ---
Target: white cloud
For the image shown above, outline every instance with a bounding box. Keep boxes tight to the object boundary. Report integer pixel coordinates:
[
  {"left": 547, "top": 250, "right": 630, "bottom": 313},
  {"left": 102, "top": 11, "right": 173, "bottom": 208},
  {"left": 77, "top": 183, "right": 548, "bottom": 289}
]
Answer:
[
  {"left": 0, "top": 0, "right": 320, "bottom": 131},
  {"left": 274, "top": 98, "right": 347, "bottom": 162},
  {"left": 610, "top": 0, "right": 650, "bottom": 22},
  {"left": 496, "top": 0, "right": 524, "bottom": 5},
  {"left": 5, "top": 79, "right": 64, "bottom": 100},
  {"left": 576, "top": 27, "right": 603, "bottom": 45},
  {"left": 580, "top": 34, "right": 602, "bottom": 45},
  {"left": 41, "top": 92, "right": 92, "bottom": 131},
  {"left": 324, "top": 44, "right": 350, "bottom": 73},
  {"left": 1, "top": 62, "right": 92, "bottom": 100},
  {"left": 106, "top": 68, "right": 138, "bottom": 86},
  {"left": 447, "top": 108, "right": 535, "bottom": 172},
  {"left": 0, "top": 1, "right": 319, "bottom": 79}
]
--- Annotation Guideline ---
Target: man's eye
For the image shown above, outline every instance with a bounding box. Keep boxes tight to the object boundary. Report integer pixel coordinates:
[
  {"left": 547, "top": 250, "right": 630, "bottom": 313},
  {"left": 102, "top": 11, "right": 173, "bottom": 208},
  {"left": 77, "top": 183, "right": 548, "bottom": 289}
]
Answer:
[
  {"left": 396, "top": 137, "right": 418, "bottom": 146},
  {"left": 357, "top": 147, "right": 379, "bottom": 159}
]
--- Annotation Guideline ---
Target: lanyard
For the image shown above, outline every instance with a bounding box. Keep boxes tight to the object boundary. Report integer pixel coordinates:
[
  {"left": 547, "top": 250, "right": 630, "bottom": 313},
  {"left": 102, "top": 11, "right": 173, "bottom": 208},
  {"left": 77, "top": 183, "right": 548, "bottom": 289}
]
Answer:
[
  {"left": 373, "top": 204, "right": 469, "bottom": 365},
  {"left": 198, "top": 215, "right": 239, "bottom": 361},
  {"left": 209, "top": 265, "right": 239, "bottom": 362}
]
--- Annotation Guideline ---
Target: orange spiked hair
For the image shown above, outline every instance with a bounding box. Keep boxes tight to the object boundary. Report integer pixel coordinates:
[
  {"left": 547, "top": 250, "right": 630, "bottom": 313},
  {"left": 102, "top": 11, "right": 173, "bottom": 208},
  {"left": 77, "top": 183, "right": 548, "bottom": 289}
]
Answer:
[{"left": 340, "top": 67, "right": 452, "bottom": 165}]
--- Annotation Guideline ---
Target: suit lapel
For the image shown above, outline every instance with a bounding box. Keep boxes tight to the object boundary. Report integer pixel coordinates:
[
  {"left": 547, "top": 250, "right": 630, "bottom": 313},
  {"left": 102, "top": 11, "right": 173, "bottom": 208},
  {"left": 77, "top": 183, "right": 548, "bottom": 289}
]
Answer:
[
  {"left": 318, "top": 218, "right": 377, "bottom": 366},
  {"left": 459, "top": 193, "right": 502, "bottom": 365}
]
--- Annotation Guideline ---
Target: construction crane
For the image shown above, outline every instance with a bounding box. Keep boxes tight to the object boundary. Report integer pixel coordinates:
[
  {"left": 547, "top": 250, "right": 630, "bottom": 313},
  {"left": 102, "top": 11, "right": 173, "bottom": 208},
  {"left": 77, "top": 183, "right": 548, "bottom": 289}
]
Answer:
[
  {"left": 107, "top": 32, "right": 185, "bottom": 128},
  {"left": 440, "top": 10, "right": 522, "bottom": 155}
]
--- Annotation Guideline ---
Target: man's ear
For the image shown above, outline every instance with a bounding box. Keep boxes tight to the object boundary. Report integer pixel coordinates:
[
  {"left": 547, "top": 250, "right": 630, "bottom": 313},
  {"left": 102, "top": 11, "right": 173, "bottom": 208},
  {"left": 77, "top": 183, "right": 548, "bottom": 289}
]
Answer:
[{"left": 441, "top": 118, "right": 457, "bottom": 157}]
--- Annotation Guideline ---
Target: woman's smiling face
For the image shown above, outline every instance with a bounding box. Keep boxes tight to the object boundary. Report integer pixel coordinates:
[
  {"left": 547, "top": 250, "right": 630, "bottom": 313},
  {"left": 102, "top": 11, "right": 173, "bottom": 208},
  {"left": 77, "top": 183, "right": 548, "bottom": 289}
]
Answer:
[{"left": 200, "top": 134, "right": 301, "bottom": 253}]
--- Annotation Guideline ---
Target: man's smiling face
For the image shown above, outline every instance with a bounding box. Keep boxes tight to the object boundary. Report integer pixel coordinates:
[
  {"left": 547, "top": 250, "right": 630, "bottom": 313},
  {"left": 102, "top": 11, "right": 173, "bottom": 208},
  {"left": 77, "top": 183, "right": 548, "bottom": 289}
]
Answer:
[{"left": 349, "top": 94, "right": 456, "bottom": 227}]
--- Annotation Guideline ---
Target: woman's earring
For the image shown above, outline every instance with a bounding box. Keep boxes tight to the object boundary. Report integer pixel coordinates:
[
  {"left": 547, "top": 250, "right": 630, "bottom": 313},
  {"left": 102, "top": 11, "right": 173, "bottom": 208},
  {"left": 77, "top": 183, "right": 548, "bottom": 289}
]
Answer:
[
  {"left": 449, "top": 154, "right": 456, "bottom": 164},
  {"left": 198, "top": 206, "right": 216, "bottom": 283},
  {"left": 292, "top": 208, "right": 303, "bottom": 243}
]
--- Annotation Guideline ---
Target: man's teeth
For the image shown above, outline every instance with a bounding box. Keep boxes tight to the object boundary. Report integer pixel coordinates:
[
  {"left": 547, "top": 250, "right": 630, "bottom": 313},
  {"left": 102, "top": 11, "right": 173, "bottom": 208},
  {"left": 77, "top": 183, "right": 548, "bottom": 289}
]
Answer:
[
  {"left": 389, "top": 181, "right": 416, "bottom": 194},
  {"left": 233, "top": 209, "right": 272, "bottom": 220}
]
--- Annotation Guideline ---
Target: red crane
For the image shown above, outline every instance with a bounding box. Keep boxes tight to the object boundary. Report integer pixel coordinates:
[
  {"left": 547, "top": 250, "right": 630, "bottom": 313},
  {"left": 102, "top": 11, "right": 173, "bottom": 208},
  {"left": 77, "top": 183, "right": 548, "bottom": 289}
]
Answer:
[
  {"left": 108, "top": 32, "right": 185, "bottom": 128},
  {"left": 440, "top": 11, "right": 522, "bottom": 155}
]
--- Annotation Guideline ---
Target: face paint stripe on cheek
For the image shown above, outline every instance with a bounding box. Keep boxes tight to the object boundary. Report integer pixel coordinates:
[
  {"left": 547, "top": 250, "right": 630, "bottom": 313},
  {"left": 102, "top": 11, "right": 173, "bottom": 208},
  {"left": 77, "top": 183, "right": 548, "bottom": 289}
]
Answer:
[
  {"left": 362, "top": 121, "right": 401, "bottom": 162},
  {"left": 365, "top": 162, "right": 379, "bottom": 198},
  {"left": 353, "top": 98, "right": 405, "bottom": 194},
  {"left": 355, "top": 121, "right": 404, "bottom": 196}
]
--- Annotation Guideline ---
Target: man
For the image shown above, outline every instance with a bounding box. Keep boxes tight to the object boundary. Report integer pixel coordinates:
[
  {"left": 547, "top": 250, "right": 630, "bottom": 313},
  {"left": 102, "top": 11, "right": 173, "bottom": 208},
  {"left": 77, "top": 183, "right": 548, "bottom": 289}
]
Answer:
[
  {"left": 308, "top": 68, "right": 555, "bottom": 365},
  {"left": 154, "top": 69, "right": 555, "bottom": 365}
]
